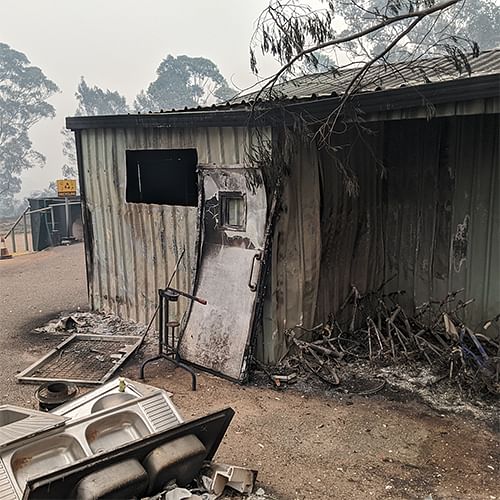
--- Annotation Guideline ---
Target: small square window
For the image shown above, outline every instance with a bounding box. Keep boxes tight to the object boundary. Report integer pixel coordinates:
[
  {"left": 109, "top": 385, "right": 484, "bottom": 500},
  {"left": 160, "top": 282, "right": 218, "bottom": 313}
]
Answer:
[
  {"left": 125, "top": 149, "right": 198, "bottom": 206},
  {"left": 220, "top": 192, "right": 246, "bottom": 230}
]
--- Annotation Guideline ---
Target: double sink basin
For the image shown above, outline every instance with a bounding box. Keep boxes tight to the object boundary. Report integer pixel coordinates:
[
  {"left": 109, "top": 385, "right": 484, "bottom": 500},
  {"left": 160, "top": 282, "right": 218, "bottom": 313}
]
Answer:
[{"left": 0, "top": 379, "right": 183, "bottom": 499}]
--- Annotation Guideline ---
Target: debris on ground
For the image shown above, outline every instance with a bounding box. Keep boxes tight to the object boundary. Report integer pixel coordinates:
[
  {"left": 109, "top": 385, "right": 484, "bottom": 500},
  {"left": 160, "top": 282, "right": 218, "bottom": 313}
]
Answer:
[
  {"left": 24, "top": 312, "right": 148, "bottom": 385},
  {"left": 0, "top": 378, "right": 260, "bottom": 499},
  {"left": 145, "top": 462, "right": 264, "bottom": 500},
  {"left": 264, "top": 288, "right": 499, "bottom": 403},
  {"left": 33, "top": 311, "right": 146, "bottom": 337}
]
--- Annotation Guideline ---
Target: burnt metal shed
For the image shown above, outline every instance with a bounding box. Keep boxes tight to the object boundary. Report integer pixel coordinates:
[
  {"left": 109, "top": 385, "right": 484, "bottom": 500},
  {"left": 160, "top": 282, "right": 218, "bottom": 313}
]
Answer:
[{"left": 67, "top": 50, "right": 500, "bottom": 377}]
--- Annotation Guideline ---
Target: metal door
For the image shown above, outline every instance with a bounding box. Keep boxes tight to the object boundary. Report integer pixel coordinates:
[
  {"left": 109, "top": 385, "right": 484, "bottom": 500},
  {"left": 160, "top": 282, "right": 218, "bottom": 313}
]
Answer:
[{"left": 179, "top": 165, "right": 267, "bottom": 381}]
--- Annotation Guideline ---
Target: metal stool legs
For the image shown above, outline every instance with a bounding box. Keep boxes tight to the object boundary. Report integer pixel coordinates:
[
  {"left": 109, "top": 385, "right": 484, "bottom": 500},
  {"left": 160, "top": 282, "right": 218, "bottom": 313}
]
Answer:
[{"left": 139, "top": 288, "right": 205, "bottom": 391}]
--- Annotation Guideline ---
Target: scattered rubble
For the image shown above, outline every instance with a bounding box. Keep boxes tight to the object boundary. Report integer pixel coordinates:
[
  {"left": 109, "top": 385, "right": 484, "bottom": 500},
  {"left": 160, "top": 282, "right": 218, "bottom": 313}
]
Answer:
[
  {"left": 145, "top": 462, "right": 259, "bottom": 499},
  {"left": 265, "top": 288, "right": 499, "bottom": 408},
  {"left": 33, "top": 311, "right": 146, "bottom": 337},
  {"left": 17, "top": 333, "right": 144, "bottom": 385},
  {"left": 21, "top": 311, "right": 149, "bottom": 385}
]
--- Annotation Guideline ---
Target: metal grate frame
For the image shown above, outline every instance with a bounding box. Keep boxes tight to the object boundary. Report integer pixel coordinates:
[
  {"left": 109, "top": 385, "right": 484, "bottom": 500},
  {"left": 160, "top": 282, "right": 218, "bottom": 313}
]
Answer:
[{"left": 16, "top": 334, "right": 144, "bottom": 386}]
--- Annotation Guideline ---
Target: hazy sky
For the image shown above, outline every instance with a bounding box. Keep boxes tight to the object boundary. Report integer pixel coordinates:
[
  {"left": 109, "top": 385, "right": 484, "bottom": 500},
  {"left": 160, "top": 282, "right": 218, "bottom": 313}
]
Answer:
[{"left": 0, "top": 0, "right": 278, "bottom": 196}]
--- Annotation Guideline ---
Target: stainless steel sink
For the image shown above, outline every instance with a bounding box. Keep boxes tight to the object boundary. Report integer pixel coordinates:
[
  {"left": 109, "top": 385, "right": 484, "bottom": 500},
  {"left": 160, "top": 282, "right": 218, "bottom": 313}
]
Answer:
[
  {"left": 0, "top": 379, "right": 184, "bottom": 499},
  {"left": 91, "top": 393, "right": 137, "bottom": 413},
  {"left": 0, "top": 405, "right": 66, "bottom": 451},
  {"left": 10, "top": 434, "right": 86, "bottom": 491},
  {"left": 85, "top": 411, "right": 150, "bottom": 454}
]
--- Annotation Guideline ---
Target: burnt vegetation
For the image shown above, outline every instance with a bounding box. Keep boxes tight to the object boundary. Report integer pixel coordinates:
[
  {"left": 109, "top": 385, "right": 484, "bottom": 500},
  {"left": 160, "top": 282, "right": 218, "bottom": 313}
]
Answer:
[{"left": 277, "top": 287, "right": 500, "bottom": 399}]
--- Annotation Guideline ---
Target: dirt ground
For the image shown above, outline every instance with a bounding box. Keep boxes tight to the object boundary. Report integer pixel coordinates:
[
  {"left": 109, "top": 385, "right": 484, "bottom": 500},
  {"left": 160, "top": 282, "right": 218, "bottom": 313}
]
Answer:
[
  {"left": 0, "top": 244, "right": 499, "bottom": 499},
  {"left": 123, "top": 351, "right": 499, "bottom": 500},
  {"left": 0, "top": 243, "right": 88, "bottom": 406}
]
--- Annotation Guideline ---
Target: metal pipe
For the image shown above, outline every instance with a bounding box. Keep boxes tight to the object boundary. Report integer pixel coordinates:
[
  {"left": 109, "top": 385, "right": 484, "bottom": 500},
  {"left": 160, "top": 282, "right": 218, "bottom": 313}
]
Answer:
[
  {"left": 20, "top": 202, "right": 80, "bottom": 217},
  {"left": 158, "top": 291, "right": 164, "bottom": 355},
  {"left": 3, "top": 206, "right": 29, "bottom": 239},
  {"left": 50, "top": 206, "right": 55, "bottom": 231},
  {"left": 160, "top": 286, "right": 207, "bottom": 305},
  {"left": 65, "top": 197, "right": 71, "bottom": 238},
  {"left": 10, "top": 227, "right": 16, "bottom": 253},
  {"left": 23, "top": 212, "right": 29, "bottom": 251}
]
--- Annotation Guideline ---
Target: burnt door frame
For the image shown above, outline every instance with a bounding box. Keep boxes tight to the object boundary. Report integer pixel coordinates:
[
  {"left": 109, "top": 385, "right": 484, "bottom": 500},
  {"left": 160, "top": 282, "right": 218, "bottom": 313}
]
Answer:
[{"left": 178, "top": 164, "right": 271, "bottom": 381}]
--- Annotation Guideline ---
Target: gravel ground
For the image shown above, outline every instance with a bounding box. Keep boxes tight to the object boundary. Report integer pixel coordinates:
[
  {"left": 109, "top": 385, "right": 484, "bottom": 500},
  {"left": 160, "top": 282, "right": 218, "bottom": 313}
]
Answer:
[
  {"left": 123, "top": 359, "right": 499, "bottom": 500},
  {"left": 0, "top": 242, "right": 88, "bottom": 406},
  {"left": 0, "top": 244, "right": 499, "bottom": 499}
]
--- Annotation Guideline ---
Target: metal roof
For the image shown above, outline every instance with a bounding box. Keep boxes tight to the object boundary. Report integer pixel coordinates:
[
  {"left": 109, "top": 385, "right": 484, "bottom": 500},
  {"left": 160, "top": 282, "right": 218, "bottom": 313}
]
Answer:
[
  {"left": 67, "top": 50, "right": 500, "bottom": 130},
  {"left": 233, "top": 49, "right": 500, "bottom": 102}
]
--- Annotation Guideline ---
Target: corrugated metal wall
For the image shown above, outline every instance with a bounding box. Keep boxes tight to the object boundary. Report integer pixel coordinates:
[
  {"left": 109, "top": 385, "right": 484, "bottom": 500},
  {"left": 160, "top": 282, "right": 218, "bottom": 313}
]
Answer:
[
  {"left": 79, "top": 126, "right": 260, "bottom": 326},
  {"left": 317, "top": 114, "right": 500, "bottom": 324},
  {"left": 264, "top": 114, "right": 499, "bottom": 362}
]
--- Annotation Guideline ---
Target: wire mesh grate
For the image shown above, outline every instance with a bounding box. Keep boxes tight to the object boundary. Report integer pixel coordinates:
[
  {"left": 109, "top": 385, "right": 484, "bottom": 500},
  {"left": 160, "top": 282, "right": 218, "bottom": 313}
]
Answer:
[{"left": 17, "top": 334, "right": 144, "bottom": 385}]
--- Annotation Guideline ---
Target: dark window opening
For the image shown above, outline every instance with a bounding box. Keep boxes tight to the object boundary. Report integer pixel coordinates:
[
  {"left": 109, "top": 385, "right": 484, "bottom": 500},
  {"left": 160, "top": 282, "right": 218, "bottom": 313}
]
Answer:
[
  {"left": 220, "top": 192, "right": 246, "bottom": 230},
  {"left": 126, "top": 149, "right": 198, "bottom": 206}
]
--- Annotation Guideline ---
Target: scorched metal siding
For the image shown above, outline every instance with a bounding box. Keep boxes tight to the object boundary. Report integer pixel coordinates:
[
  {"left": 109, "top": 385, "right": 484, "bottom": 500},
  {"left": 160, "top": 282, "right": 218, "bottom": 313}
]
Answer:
[
  {"left": 261, "top": 114, "right": 499, "bottom": 362},
  {"left": 78, "top": 126, "right": 260, "bottom": 326}
]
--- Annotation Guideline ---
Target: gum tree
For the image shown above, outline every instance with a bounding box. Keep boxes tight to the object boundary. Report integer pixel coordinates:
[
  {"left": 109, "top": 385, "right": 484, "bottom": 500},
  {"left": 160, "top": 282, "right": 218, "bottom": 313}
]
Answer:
[
  {"left": 0, "top": 43, "right": 58, "bottom": 215},
  {"left": 62, "top": 77, "right": 129, "bottom": 178},
  {"left": 134, "top": 54, "right": 235, "bottom": 112}
]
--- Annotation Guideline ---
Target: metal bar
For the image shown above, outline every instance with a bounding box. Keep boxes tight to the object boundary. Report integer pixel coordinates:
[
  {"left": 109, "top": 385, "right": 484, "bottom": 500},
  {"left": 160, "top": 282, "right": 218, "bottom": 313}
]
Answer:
[
  {"left": 50, "top": 206, "right": 55, "bottom": 231},
  {"left": 159, "top": 291, "right": 164, "bottom": 353},
  {"left": 10, "top": 227, "right": 16, "bottom": 253},
  {"left": 65, "top": 196, "right": 71, "bottom": 238},
  {"left": 11, "top": 202, "right": 80, "bottom": 218},
  {"left": 17, "top": 376, "right": 104, "bottom": 387},
  {"left": 3, "top": 206, "right": 29, "bottom": 239},
  {"left": 23, "top": 212, "right": 29, "bottom": 251},
  {"left": 25, "top": 206, "right": 52, "bottom": 215}
]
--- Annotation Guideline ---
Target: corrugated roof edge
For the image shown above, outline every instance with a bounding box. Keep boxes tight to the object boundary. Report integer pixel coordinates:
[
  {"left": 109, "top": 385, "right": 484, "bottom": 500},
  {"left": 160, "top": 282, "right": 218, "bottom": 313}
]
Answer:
[
  {"left": 233, "top": 48, "right": 500, "bottom": 103},
  {"left": 66, "top": 72, "right": 500, "bottom": 131}
]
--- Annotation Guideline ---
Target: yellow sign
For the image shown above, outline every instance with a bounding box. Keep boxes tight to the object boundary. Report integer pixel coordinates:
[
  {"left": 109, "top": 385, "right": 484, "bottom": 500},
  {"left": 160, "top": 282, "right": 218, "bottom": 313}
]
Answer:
[{"left": 56, "top": 179, "right": 77, "bottom": 197}]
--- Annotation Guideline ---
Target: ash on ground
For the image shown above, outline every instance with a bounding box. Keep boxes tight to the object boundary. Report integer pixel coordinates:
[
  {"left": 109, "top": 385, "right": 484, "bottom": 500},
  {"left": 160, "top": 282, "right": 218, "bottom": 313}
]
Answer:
[
  {"left": 33, "top": 311, "right": 146, "bottom": 337},
  {"left": 253, "top": 287, "right": 500, "bottom": 428},
  {"left": 254, "top": 360, "right": 500, "bottom": 429}
]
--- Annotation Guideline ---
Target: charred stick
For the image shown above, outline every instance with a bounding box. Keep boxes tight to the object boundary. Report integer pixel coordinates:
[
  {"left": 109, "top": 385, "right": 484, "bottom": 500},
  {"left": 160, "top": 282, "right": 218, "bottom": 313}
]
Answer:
[
  {"left": 389, "top": 320, "right": 409, "bottom": 355},
  {"left": 349, "top": 286, "right": 361, "bottom": 332},
  {"left": 367, "top": 323, "right": 373, "bottom": 361},
  {"left": 308, "top": 342, "right": 344, "bottom": 359},
  {"left": 415, "top": 337, "right": 433, "bottom": 365},
  {"left": 386, "top": 321, "right": 396, "bottom": 360}
]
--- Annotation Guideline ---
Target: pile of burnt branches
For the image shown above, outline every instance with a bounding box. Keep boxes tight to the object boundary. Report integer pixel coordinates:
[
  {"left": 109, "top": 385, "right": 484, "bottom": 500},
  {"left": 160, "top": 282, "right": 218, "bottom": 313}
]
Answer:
[{"left": 279, "top": 288, "right": 500, "bottom": 397}]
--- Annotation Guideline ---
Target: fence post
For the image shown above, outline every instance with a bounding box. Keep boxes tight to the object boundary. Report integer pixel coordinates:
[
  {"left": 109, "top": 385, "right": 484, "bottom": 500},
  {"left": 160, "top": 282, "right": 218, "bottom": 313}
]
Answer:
[
  {"left": 10, "top": 226, "right": 16, "bottom": 254},
  {"left": 65, "top": 197, "right": 71, "bottom": 238},
  {"left": 23, "top": 212, "right": 29, "bottom": 252}
]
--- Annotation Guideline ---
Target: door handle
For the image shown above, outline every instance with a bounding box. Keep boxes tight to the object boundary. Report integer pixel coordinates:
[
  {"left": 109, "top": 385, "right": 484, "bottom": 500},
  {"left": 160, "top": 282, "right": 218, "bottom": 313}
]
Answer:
[{"left": 248, "top": 252, "right": 262, "bottom": 292}]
